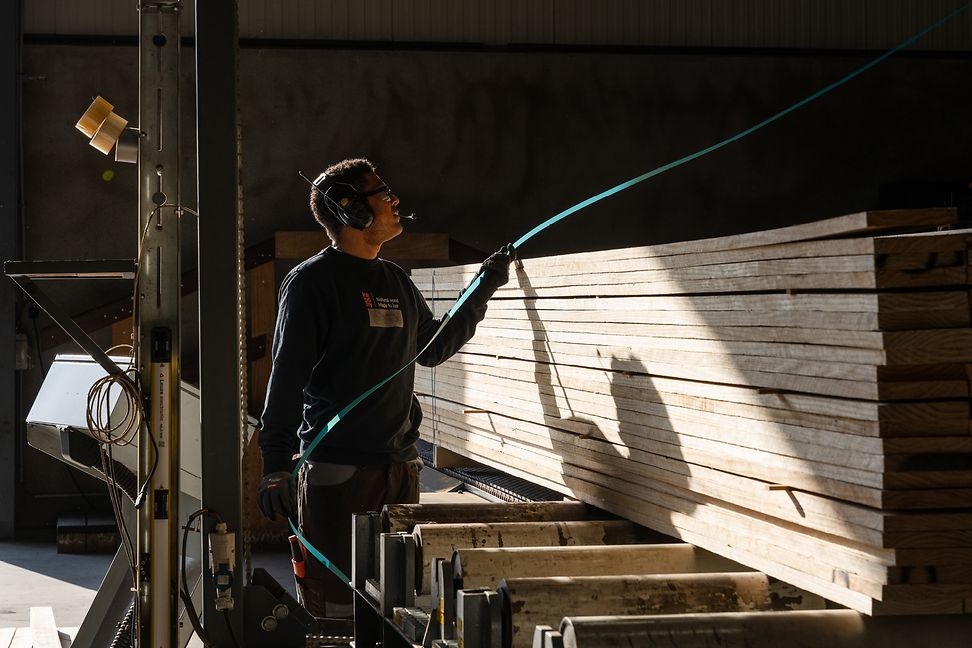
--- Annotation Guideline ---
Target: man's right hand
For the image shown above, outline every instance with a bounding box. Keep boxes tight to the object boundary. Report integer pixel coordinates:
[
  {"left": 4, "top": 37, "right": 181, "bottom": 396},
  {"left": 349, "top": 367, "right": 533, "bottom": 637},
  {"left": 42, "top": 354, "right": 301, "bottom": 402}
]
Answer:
[{"left": 258, "top": 471, "right": 296, "bottom": 521}]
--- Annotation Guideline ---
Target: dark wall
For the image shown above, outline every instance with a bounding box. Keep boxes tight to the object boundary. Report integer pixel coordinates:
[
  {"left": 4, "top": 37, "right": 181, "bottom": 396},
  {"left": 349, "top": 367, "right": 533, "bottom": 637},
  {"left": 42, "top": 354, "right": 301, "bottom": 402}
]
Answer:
[
  {"left": 13, "top": 41, "right": 972, "bottom": 527},
  {"left": 23, "top": 43, "right": 972, "bottom": 287},
  {"left": 239, "top": 47, "right": 971, "bottom": 257}
]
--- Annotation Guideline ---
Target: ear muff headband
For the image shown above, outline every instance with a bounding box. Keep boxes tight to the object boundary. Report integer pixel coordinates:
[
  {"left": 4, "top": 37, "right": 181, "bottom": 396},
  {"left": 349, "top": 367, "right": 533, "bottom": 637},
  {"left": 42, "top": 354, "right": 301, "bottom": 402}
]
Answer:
[{"left": 311, "top": 173, "right": 374, "bottom": 230}]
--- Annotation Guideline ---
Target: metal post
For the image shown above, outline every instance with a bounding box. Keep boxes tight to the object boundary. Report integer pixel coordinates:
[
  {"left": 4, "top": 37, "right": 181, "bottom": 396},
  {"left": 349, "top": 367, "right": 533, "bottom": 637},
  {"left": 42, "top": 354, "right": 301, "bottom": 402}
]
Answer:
[
  {"left": 137, "top": 2, "right": 183, "bottom": 645},
  {"left": 0, "top": 0, "right": 19, "bottom": 539},
  {"left": 196, "top": 0, "right": 244, "bottom": 643}
]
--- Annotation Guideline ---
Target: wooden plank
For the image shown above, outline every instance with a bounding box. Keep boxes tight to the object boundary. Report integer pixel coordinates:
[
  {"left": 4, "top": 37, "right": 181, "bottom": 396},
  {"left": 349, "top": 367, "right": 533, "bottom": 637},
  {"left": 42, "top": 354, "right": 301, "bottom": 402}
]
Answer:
[
  {"left": 428, "top": 423, "right": 972, "bottom": 572},
  {"left": 420, "top": 355, "right": 971, "bottom": 436},
  {"left": 8, "top": 628, "right": 28, "bottom": 648},
  {"left": 420, "top": 405, "right": 972, "bottom": 510},
  {"left": 416, "top": 402, "right": 960, "bottom": 546},
  {"left": 423, "top": 430, "right": 891, "bottom": 598},
  {"left": 423, "top": 428, "right": 971, "bottom": 612},
  {"left": 420, "top": 266, "right": 969, "bottom": 297},
  {"left": 435, "top": 430, "right": 972, "bottom": 614},
  {"left": 470, "top": 318, "right": 971, "bottom": 354},
  {"left": 411, "top": 209, "right": 960, "bottom": 275},
  {"left": 438, "top": 346, "right": 969, "bottom": 401},
  {"left": 423, "top": 388, "right": 972, "bottom": 501},
  {"left": 466, "top": 292, "right": 969, "bottom": 315},
  {"left": 432, "top": 291, "right": 972, "bottom": 332},
  {"left": 418, "top": 247, "right": 969, "bottom": 290},
  {"left": 29, "top": 607, "right": 60, "bottom": 648},
  {"left": 467, "top": 325, "right": 972, "bottom": 365},
  {"left": 417, "top": 372, "right": 972, "bottom": 467},
  {"left": 414, "top": 230, "right": 972, "bottom": 282}
]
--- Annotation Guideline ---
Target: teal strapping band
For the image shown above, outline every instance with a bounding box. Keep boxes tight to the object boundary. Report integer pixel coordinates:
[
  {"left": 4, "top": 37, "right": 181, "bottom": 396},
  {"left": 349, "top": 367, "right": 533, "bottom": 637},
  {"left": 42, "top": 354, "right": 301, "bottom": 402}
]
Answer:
[{"left": 288, "top": 2, "right": 971, "bottom": 586}]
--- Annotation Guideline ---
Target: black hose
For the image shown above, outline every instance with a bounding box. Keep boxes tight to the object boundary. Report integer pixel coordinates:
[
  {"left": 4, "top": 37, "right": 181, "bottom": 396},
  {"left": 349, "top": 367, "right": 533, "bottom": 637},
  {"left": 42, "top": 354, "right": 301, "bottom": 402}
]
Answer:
[{"left": 104, "top": 454, "right": 138, "bottom": 502}]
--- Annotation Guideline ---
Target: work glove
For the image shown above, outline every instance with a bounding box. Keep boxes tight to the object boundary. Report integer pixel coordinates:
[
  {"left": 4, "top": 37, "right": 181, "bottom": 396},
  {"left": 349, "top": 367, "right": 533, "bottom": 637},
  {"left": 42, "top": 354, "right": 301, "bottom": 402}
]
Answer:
[
  {"left": 257, "top": 471, "right": 296, "bottom": 521},
  {"left": 479, "top": 243, "right": 516, "bottom": 294}
]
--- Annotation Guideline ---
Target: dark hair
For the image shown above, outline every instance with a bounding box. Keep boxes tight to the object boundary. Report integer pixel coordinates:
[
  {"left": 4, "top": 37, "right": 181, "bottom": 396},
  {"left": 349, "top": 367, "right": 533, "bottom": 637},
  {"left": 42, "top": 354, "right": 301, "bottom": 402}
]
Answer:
[{"left": 309, "top": 157, "right": 376, "bottom": 239}]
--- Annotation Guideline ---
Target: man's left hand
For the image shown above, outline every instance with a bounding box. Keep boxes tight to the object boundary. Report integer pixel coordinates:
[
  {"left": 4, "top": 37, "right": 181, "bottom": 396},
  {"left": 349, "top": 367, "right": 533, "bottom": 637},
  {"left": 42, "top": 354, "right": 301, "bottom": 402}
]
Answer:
[
  {"left": 480, "top": 243, "right": 516, "bottom": 292},
  {"left": 257, "top": 471, "right": 296, "bottom": 521}
]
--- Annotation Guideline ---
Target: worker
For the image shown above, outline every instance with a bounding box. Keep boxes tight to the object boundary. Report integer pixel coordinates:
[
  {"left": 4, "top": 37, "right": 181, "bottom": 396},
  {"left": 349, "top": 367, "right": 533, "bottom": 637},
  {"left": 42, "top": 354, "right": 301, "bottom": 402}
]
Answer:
[{"left": 256, "top": 157, "right": 513, "bottom": 618}]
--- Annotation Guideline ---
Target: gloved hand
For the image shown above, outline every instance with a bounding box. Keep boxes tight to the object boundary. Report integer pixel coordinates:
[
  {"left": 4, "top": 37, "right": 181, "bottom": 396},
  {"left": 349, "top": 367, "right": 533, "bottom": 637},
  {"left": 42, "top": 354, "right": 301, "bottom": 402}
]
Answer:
[
  {"left": 479, "top": 243, "right": 516, "bottom": 294},
  {"left": 257, "top": 471, "right": 296, "bottom": 521}
]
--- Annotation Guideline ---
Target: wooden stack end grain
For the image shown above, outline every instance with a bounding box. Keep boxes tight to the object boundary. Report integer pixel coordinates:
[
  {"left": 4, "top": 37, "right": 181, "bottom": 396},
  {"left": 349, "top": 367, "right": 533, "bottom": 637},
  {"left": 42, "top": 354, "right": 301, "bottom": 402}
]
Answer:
[{"left": 412, "top": 209, "right": 972, "bottom": 615}]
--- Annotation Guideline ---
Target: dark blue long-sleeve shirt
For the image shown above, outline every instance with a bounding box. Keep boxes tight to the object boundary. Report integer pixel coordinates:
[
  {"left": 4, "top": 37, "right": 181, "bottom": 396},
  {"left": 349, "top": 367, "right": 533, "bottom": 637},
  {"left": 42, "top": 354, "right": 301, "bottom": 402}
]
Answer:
[{"left": 259, "top": 246, "right": 489, "bottom": 474}]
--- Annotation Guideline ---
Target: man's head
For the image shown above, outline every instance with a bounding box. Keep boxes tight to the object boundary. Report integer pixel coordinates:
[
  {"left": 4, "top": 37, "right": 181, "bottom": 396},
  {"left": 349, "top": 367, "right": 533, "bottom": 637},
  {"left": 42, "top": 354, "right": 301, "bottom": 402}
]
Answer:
[{"left": 309, "top": 158, "right": 402, "bottom": 247}]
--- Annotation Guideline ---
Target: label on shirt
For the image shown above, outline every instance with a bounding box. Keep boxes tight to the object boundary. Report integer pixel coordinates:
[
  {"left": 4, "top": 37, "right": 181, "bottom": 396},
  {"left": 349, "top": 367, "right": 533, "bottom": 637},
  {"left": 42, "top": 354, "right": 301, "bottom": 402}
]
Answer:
[{"left": 363, "top": 292, "right": 404, "bottom": 328}]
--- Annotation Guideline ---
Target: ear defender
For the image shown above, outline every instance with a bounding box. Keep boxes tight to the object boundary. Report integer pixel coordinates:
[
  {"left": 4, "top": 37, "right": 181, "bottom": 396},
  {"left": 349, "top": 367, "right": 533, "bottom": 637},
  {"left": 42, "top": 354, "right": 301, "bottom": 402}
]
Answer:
[
  {"left": 330, "top": 192, "right": 373, "bottom": 230},
  {"left": 299, "top": 171, "right": 375, "bottom": 230}
]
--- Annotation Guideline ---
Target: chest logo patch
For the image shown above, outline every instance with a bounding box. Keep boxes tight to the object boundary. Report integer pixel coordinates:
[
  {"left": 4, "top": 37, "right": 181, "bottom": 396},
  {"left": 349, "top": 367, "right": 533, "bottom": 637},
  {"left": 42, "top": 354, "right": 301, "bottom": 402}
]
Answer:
[{"left": 363, "top": 292, "right": 404, "bottom": 328}]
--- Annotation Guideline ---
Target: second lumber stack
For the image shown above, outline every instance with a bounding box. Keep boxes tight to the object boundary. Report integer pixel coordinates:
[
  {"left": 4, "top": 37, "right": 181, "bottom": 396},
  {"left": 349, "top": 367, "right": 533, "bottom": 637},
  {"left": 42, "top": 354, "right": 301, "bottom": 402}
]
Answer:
[{"left": 412, "top": 208, "right": 972, "bottom": 616}]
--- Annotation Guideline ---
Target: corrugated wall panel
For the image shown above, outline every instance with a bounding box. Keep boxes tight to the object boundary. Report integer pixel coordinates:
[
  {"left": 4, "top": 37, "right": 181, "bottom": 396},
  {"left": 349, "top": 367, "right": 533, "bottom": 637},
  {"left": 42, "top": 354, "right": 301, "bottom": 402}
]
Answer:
[
  {"left": 20, "top": 0, "right": 972, "bottom": 51},
  {"left": 868, "top": 0, "right": 972, "bottom": 51}
]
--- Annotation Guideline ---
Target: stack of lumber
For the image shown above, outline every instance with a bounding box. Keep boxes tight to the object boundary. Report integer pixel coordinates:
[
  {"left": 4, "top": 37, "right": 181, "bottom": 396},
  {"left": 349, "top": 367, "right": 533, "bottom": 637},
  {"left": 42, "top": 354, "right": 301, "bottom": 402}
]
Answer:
[{"left": 411, "top": 209, "right": 972, "bottom": 615}]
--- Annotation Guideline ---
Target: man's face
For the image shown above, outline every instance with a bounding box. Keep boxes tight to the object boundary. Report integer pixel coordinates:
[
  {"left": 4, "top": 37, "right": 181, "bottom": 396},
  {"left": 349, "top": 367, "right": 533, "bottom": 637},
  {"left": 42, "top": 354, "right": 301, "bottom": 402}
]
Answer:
[{"left": 360, "top": 171, "right": 402, "bottom": 245}]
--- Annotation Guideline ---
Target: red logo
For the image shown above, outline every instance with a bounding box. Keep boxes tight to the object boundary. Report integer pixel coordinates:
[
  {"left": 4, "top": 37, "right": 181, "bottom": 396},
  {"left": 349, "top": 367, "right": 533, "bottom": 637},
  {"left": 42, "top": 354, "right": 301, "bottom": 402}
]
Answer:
[{"left": 362, "top": 292, "right": 373, "bottom": 308}]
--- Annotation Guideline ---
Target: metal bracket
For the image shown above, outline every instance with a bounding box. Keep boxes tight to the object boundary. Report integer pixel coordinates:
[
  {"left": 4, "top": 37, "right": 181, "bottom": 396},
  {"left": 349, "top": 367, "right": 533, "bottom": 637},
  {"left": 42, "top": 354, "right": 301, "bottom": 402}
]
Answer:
[
  {"left": 455, "top": 589, "right": 502, "bottom": 648},
  {"left": 532, "top": 625, "right": 564, "bottom": 648},
  {"left": 352, "top": 511, "right": 382, "bottom": 591},
  {"left": 242, "top": 568, "right": 322, "bottom": 647},
  {"left": 3, "top": 262, "right": 135, "bottom": 377},
  {"left": 379, "top": 532, "right": 416, "bottom": 617}
]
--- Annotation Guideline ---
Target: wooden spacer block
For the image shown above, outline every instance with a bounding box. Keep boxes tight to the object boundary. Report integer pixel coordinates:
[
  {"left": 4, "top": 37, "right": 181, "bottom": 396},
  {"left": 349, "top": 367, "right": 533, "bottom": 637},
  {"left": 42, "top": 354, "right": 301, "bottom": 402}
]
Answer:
[
  {"left": 75, "top": 95, "right": 113, "bottom": 138},
  {"left": 767, "top": 484, "right": 792, "bottom": 491},
  {"left": 462, "top": 408, "right": 490, "bottom": 414},
  {"left": 90, "top": 111, "right": 128, "bottom": 155}
]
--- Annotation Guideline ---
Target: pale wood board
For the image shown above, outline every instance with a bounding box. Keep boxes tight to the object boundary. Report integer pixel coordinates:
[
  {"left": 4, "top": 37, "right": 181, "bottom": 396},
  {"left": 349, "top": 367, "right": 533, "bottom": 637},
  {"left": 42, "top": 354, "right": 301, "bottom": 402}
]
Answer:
[
  {"left": 420, "top": 358, "right": 971, "bottom": 436},
  {"left": 423, "top": 355, "right": 971, "bottom": 434},
  {"left": 466, "top": 325, "right": 972, "bottom": 365},
  {"left": 427, "top": 423, "right": 972, "bottom": 569},
  {"left": 412, "top": 209, "right": 960, "bottom": 276},
  {"left": 420, "top": 266, "right": 968, "bottom": 297},
  {"left": 424, "top": 429, "right": 895, "bottom": 600},
  {"left": 421, "top": 404, "right": 972, "bottom": 510},
  {"left": 417, "top": 372, "right": 965, "bottom": 468},
  {"left": 29, "top": 608, "right": 60, "bottom": 648},
  {"left": 414, "top": 230, "right": 971, "bottom": 282},
  {"left": 423, "top": 428, "right": 971, "bottom": 613},
  {"left": 419, "top": 395, "right": 972, "bottom": 545},
  {"left": 416, "top": 248, "right": 968, "bottom": 291},
  {"left": 434, "top": 346, "right": 968, "bottom": 401},
  {"left": 469, "top": 318, "right": 972, "bottom": 354},
  {"left": 430, "top": 291, "right": 972, "bottom": 332}
]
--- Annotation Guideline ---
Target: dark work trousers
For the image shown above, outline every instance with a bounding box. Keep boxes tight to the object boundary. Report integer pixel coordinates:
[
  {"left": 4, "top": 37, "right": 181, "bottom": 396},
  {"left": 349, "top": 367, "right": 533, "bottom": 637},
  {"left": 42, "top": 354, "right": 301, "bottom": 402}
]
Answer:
[{"left": 296, "top": 459, "right": 422, "bottom": 617}]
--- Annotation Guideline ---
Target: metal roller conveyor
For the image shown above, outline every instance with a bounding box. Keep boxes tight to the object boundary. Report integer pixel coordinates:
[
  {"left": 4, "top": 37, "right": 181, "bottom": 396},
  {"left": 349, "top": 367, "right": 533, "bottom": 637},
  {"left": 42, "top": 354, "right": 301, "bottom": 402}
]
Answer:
[
  {"left": 556, "top": 610, "right": 972, "bottom": 648},
  {"left": 495, "top": 574, "right": 827, "bottom": 648}
]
